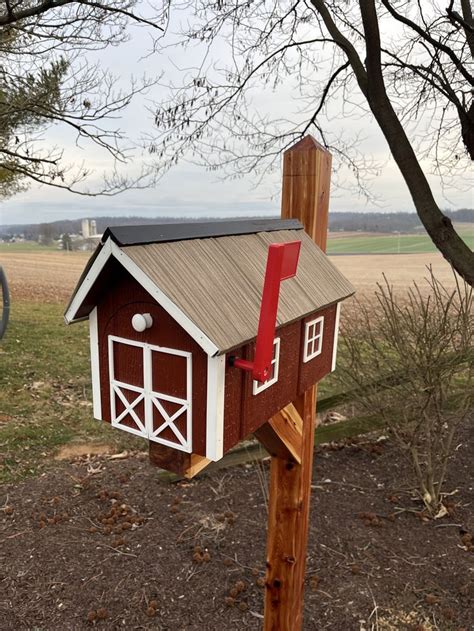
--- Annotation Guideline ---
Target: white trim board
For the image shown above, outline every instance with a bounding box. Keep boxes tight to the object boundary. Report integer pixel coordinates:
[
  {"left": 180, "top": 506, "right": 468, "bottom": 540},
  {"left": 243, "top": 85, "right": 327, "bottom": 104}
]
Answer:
[
  {"left": 205, "top": 354, "right": 226, "bottom": 461},
  {"left": 331, "top": 302, "right": 342, "bottom": 372},
  {"left": 65, "top": 238, "right": 113, "bottom": 325},
  {"left": 89, "top": 307, "right": 102, "bottom": 420},
  {"left": 64, "top": 237, "right": 219, "bottom": 357}
]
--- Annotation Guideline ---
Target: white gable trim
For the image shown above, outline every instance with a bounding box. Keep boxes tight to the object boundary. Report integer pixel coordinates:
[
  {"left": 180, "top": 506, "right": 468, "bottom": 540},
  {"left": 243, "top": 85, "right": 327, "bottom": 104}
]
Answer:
[
  {"left": 64, "top": 238, "right": 219, "bottom": 357},
  {"left": 89, "top": 307, "right": 102, "bottom": 420},
  {"left": 331, "top": 302, "right": 342, "bottom": 372},
  {"left": 65, "top": 238, "right": 113, "bottom": 325},
  {"left": 205, "top": 354, "right": 226, "bottom": 461}
]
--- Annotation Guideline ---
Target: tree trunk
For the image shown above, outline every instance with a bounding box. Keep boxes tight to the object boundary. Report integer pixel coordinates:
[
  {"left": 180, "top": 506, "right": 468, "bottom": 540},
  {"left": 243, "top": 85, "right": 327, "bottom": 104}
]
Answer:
[
  {"left": 359, "top": 1, "right": 474, "bottom": 286},
  {"left": 312, "top": 0, "right": 474, "bottom": 286}
]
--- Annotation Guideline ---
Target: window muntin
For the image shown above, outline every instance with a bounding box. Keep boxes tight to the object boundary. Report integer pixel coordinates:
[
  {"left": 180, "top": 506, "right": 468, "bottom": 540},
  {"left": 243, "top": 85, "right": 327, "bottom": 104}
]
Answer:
[
  {"left": 252, "top": 337, "right": 280, "bottom": 395},
  {"left": 303, "top": 316, "right": 324, "bottom": 362}
]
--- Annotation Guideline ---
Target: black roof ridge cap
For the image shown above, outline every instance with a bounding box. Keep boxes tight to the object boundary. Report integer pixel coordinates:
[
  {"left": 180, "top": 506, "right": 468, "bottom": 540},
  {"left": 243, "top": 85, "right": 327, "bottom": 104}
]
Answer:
[{"left": 102, "top": 218, "right": 304, "bottom": 247}]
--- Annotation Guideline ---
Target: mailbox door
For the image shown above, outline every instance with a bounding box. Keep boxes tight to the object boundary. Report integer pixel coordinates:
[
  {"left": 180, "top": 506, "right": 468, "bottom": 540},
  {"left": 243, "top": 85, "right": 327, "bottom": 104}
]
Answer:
[{"left": 108, "top": 335, "right": 192, "bottom": 452}]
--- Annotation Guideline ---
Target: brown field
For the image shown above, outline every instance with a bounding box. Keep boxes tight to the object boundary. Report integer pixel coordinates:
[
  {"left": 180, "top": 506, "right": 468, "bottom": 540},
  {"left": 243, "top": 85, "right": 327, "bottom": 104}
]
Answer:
[
  {"left": 0, "top": 250, "right": 89, "bottom": 302},
  {"left": 0, "top": 249, "right": 459, "bottom": 304},
  {"left": 332, "top": 252, "right": 458, "bottom": 294}
]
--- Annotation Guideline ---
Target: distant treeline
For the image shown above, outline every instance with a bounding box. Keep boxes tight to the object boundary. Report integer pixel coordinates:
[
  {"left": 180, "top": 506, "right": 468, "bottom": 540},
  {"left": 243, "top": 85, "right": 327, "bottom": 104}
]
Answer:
[
  {"left": 329, "top": 208, "right": 473, "bottom": 233},
  {"left": 1, "top": 208, "right": 472, "bottom": 239}
]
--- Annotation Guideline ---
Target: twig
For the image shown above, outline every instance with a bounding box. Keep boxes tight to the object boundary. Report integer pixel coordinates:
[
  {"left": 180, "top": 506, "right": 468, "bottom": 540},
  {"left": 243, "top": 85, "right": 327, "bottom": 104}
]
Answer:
[
  {"left": 367, "top": 585, "right": 379, "bottom": 630},
  {"left": 317, "top": 589, "right": 336, "bottom": 599},
  {"left": 176, "top": 523, "right": 202, "bottom": 543},
  {"left": 185, "top": 566, "right": 205, "bottom": 582},
  {"left": 0, "top": 529, "right": 31, "bottom": 543},
  {"left": 388, "top": 555, "right": 428, "bottom": 567},
  {"left": 249, "top": 611, "right": 264, "bottom": 619},
  {"left": 94, "top": 542, "right": 138, "bottom": 558},
  {"left": 221, "top": 552, "right": 259, "bottom": 572},
  {"left": 320, "top": 543, "right": 348, "bottom": 559}
]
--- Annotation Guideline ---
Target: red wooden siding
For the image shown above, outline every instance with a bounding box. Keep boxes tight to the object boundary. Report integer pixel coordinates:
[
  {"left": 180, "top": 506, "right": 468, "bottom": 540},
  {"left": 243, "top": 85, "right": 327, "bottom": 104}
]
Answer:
[
  {"left": 223, "top": 303, "right": 338, "bottom": 445},
  {"left": 241, "top": 321, "right": 301, "bottom": 437},
  {"left": 96, "top": 266, "right": 208, "bottom": 456},
  {"left": 222, "top": 351, "right": 245, "bottom": 454}
]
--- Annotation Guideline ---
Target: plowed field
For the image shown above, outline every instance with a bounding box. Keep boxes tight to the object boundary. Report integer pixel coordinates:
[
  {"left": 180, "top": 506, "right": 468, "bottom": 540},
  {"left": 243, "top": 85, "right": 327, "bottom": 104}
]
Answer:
[{"left": 0, "top": 249, "right": 460, "bottom": 304}]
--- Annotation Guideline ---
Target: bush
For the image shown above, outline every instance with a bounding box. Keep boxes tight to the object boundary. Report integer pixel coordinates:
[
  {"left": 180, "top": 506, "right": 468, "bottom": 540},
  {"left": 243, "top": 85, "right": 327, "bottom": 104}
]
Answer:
[{"left": 335, "top": 269, "right": 473, "bottom": 514}]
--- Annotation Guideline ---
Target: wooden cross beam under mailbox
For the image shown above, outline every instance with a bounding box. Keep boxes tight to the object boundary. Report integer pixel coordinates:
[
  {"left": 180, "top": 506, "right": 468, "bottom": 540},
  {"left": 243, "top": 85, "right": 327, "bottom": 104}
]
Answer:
[{"left": 65, "top": 136, "right": 354, "bottom": 629}]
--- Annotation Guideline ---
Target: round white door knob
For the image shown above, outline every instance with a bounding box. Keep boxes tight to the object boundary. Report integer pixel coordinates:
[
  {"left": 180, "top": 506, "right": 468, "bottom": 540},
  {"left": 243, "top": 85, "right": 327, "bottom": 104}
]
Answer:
[{"left": 131, "top": 313, "right": 153, "bottom": 332}]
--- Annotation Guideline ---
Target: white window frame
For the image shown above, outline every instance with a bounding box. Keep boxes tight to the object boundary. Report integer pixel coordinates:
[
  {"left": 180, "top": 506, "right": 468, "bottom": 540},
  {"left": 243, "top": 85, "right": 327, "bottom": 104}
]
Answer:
[
  {"left": 252, "top": 337, "right": 280, "bottom": 395},
  {"left": 303, "top": 316, "right": 324, "bottom": 363}
]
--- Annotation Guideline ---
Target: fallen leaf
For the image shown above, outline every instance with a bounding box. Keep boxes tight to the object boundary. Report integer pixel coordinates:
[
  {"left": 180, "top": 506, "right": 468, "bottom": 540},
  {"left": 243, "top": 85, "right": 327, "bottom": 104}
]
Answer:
[{"left": 434, "top": 504, "right": 448, "bottom": 519}]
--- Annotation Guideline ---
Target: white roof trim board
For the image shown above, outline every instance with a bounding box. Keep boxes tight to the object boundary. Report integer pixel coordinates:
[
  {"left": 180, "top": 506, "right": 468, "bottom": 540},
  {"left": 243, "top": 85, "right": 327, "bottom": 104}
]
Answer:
[
  {"left": 64, "top": 239, "right": 219, "bottom": 356},
  {"left": 65, "top": 228, "right": 355, "bottom": 356}
]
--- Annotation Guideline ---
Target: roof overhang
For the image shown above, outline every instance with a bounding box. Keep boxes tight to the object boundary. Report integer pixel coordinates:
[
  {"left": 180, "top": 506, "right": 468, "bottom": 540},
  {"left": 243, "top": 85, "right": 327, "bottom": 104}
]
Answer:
[{"left": 64, "top": 237, "right": 220, "bottom": 357}]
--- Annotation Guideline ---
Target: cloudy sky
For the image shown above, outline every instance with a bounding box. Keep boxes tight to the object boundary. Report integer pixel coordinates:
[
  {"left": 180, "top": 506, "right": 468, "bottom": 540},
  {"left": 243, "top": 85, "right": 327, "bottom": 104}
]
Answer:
[{"left": 1, "top": 7, "right": 472, "bottom": 227}]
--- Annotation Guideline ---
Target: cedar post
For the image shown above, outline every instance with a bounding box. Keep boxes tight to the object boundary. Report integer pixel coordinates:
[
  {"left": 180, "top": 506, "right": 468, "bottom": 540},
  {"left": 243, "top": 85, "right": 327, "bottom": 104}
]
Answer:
[{"left": 262, "top": 135, "right": 332, "bottom": 630}]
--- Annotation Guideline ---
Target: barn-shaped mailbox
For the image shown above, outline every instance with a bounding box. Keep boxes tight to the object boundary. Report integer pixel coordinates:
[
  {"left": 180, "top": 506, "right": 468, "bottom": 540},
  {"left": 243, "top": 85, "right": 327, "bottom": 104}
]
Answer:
[{"left": 65, "top": 218, "right": 354, "bottom": 468}]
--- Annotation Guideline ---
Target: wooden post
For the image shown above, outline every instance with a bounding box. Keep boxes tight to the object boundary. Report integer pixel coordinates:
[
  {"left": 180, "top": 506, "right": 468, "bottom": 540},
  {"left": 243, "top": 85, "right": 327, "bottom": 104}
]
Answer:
[{"left": 262, "top": 135, "right": 332, "bottom": 631}]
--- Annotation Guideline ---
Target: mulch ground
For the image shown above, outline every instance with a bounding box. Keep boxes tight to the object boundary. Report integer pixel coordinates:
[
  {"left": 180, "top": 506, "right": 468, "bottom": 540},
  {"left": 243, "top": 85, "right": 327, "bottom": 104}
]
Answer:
[{"left": 1, "top": 425, "right": 472, "bottom": 631}]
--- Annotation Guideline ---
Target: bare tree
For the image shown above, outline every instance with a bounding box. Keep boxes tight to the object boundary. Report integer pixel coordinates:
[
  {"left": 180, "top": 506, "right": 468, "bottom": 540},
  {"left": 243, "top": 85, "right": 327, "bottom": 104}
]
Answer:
[
  {"left": 335, "top": 271, "right": 473, "bottom": 515},
  {"left": 0, "top": 1, "right": 166, "bottom": 197},
  {"left": 150, "top": 1, "right": 474, "bottom": 284}
]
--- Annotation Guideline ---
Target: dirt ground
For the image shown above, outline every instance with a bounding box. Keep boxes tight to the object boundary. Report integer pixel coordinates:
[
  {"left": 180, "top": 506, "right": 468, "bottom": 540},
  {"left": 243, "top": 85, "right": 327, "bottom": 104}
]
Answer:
[
  {"left": 0, "top": 249, "right": 459, "bottom": 303},
  {"left": 1, "top": 426, "right": 472, "bottom": 631}
]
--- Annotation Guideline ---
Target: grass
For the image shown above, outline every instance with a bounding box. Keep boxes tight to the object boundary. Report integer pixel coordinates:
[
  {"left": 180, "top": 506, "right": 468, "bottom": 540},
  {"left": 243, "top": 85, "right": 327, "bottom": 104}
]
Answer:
[
  {"left": 0, "top": 241, "right": 58, "bottom": 253},
  {"left": 327, "top": 224, "right": 474, "bottom": 254},
  {"left": 0, "top": 302, "right": 140, "bottom": 484}
]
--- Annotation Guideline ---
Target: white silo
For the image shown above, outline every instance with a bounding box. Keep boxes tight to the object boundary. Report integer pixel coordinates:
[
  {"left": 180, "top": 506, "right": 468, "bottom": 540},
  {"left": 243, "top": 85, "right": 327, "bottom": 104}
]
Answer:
[{"left": 81, "top": 218, "right": 90, "bottom": 239}]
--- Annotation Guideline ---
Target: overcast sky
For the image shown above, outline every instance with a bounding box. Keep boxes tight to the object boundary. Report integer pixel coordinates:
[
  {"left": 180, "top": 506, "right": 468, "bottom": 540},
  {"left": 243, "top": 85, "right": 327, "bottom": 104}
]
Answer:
[{"left": 1, "top": 9, "right": 472, "bottom": 227}]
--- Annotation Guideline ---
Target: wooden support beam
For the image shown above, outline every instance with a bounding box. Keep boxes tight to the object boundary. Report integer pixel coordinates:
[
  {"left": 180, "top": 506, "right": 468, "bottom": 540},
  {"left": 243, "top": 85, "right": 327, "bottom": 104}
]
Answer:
[
  {"left": 264, "top": 387, "right": 316, "bottom": 629},
  {"left": 254, "top": 403, "right": 303, "bottom": 464},
  {"left": 149, "top": 442, "right": 211, "bottom": 479},
  {"left": 184, "top": 454, "right": 212, "bottom": 479},
  {"left": 280, "top": 135, "right": 331, "bottom": 247},
  {"left": 261, "top": 134, "right": 332, "bottom": 631}
]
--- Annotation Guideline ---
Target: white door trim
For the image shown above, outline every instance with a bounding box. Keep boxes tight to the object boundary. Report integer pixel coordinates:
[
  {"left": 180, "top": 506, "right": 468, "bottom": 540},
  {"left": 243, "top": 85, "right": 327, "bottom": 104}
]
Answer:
[{"left": 108, "top": 335, "right": 193, "bottom": 452}]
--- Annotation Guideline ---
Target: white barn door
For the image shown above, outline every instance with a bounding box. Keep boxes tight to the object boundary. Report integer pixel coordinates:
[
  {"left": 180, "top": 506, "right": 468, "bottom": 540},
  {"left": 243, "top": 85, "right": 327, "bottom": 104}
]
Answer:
[{"left": 108, "top": 336, "right": 192, "bottom": 452}]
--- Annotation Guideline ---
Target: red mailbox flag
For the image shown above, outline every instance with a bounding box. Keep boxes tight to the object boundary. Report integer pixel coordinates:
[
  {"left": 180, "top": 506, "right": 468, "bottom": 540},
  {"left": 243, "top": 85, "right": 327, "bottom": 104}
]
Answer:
[{"left": 233, "top": 240, "right": 301, "bottom": 382}]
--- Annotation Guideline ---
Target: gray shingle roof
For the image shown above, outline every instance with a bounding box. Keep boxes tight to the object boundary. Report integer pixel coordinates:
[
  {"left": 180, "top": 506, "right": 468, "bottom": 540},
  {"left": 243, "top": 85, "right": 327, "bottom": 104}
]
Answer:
[
  {"left": 123, "top": 228, "right": 354, "bottom": 352},
  {"left": 65, "top": 222, "right": 355, "bottom": 354}
]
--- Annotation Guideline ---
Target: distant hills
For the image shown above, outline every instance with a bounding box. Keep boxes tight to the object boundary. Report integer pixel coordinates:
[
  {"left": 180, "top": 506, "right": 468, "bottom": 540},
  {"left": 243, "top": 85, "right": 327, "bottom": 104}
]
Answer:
[
  {"left": 329, "top": 209, "right": 473, "bottom": 233},
  {"left": 1, "top": 208, "right": 472, "bottom": 239}
]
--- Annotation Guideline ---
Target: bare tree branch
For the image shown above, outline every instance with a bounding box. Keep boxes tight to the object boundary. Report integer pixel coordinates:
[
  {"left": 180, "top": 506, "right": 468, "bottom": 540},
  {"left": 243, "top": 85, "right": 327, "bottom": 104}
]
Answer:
[
  {"left": 143, "top": 1, "right": 474, "bottom": 283},
  {"left": 0, "top": 0, "right": 166, "bottom": 196}
]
